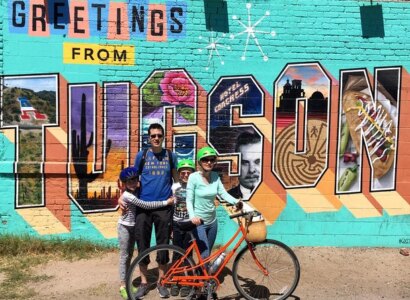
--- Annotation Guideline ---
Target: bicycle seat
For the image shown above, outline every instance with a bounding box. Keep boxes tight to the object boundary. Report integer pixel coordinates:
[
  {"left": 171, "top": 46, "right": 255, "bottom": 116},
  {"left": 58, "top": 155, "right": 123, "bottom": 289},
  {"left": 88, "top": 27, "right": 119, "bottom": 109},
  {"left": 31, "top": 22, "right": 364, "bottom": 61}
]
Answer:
[{"left": 177, "top": 219, "right": 201, "bottom": 231}]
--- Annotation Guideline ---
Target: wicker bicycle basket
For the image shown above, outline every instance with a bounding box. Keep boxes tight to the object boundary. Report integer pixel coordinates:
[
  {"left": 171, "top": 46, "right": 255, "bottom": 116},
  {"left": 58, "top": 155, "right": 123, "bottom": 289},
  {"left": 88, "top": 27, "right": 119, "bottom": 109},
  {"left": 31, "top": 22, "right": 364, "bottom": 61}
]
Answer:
[{"left": 244, "top": 216, "right": 267, "bottom": 243}]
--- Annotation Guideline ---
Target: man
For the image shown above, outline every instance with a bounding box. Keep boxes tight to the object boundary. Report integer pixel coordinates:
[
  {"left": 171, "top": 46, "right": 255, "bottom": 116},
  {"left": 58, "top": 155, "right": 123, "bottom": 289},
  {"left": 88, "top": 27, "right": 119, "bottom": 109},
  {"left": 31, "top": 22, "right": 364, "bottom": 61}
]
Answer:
[
  {"left": 228, "top": 131, "right": 262, "bottom": 200},
  {"left": 120, "top": 123, "right": 178, "bottom": 299}
]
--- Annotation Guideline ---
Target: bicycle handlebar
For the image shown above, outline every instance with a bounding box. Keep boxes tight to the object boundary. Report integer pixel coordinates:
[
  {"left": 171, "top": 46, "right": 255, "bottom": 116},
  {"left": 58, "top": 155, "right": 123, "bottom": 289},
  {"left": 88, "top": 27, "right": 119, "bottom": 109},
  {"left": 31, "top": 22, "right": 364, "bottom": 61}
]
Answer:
[
  {"left": 229, "top": 210, "right": 260, "bottom": 219},
  {"left": 229, "top": 211, "right": 248, "bottom": 219},
  {"left": 177, "top": 219, "right": 204, "bottom": 231},
  {"left": 220, "top": 201, "right": 261, "bottom": 219}
]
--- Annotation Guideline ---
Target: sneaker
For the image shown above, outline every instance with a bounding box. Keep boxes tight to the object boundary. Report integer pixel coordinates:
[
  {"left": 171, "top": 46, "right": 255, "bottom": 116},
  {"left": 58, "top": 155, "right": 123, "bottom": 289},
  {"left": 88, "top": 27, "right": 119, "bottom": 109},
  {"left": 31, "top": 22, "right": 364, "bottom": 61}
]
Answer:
[
  {"left": 119, "top": 286, "right": 128, "bottom": 300},
  {"left": 170, "top": 285, "right": 180, "bottom": 296},
  {"left": 157, "top": 283, "right": 170, "bottom": 298},
  {"left": 180, "top": 286, "right": 191, "bottom": 297},
  {"left": 119, "top": 285, "right": 138, "bottom": 299},
  {"left": 130, "top": 285, "right": 138, "bottom": 295},
  {"left": 134, "top": 283, "right": 149, "bottom": 299}
]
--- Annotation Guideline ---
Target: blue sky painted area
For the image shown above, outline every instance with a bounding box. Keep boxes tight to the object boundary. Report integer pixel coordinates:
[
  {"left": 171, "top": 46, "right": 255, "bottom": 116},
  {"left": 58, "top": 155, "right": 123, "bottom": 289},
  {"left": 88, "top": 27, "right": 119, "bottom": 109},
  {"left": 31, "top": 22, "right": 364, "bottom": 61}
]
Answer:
[
  {"left": 70, "top": 86, "right": 95, "bottom": 135},
  {"left": 105, "top": 84, "right": 129, "bottom": 148},
  {"left": 4, "top": 76, "right": 57, "bottom": 92},
  {"left": 276, "top": 65, "right": 331, "bottom": 100}
]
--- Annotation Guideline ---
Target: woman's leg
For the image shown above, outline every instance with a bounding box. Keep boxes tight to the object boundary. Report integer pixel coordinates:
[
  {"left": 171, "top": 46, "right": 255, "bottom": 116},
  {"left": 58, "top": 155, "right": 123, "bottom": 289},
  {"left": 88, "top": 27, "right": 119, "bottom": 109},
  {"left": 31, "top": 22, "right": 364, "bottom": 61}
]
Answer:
[
  {"left": 193, "top": 224, "right": 210, "bottom": 259},
  {"left": 205, "top": 220, "right": 218, "bottom": 253}
]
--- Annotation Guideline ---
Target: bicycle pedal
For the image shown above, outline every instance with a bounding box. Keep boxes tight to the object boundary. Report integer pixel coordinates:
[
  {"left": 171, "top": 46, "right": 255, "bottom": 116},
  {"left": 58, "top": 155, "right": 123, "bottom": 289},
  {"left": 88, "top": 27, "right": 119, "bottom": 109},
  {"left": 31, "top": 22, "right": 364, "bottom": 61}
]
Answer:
[{"left": 204, "top": 292, "right": 218, "bottom": 300}]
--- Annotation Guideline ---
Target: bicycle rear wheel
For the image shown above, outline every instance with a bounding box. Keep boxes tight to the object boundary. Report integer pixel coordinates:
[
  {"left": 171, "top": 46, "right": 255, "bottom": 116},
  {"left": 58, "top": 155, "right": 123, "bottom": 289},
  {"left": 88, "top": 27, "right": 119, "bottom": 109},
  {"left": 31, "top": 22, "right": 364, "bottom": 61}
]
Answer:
[
  {"left": 232, "top": 239, "right": 300, "bottom": 300},
  {"left": 126, "top": 244, "right": 197, "bottom": 300}
]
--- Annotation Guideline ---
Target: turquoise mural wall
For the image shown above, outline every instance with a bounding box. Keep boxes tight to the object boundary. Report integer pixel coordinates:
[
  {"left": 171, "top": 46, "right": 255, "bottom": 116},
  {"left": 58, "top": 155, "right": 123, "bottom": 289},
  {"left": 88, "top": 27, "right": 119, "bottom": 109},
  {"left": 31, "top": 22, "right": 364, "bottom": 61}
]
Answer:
[{"left": 0, "top": 0, "right": 409, "bottom": 247}]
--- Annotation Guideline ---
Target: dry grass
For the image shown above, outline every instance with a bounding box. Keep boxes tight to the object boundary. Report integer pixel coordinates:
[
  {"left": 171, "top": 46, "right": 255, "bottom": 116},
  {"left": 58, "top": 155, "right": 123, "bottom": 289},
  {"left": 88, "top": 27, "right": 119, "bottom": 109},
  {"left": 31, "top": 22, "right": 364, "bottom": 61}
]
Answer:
[{"left": 0, "top": 234, "right": 116, "bottom": 299}]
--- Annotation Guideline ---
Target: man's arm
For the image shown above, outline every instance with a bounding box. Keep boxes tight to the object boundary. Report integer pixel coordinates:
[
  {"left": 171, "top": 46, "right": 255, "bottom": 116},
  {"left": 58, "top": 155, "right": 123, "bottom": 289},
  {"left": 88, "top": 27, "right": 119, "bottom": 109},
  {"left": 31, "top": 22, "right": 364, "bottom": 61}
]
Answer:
[
  {"left": 172, "top": 168, "right": 179, "bottom": 183},
  {"left": 134, "top": 150, "right": 143, "bottom": 171},
  {"left": 172, "top": 151, "right": 179, "bottom": 182}
]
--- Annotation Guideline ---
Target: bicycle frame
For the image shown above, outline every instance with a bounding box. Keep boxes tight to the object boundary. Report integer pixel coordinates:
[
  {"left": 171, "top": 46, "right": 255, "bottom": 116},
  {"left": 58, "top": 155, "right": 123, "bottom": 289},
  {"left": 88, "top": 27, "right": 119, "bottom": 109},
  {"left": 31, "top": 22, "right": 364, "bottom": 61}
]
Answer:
[{"left": 161, "top": 216, "right": 268, "bottom": 290}]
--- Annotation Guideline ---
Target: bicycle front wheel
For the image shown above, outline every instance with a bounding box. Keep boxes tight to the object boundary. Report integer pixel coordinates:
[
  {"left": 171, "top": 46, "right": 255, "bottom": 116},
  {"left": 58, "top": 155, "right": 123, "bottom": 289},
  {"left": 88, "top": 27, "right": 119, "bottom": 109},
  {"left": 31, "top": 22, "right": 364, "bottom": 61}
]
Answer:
[
  {"left": 232, "top": 239, "right": 300, "bottom": 300},
  {"left": 126, "top": 244, "right": 197, "bottom": 300}
]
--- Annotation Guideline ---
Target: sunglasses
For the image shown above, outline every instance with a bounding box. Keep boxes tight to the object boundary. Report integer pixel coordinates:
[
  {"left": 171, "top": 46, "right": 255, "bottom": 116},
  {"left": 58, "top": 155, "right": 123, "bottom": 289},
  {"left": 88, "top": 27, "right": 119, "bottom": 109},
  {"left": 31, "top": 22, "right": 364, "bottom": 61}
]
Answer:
[
  {"left": 126, "top": 177, "right": 138, "bottom": 182},
  {"left": 201, "top": 157, "right": 216, "bottom": 164},
  {"left": 179, "top": 171, "right": 192, "bottom": 176},
  {"left": 150, "top": 134, "right": 163, "bottom": 139}
]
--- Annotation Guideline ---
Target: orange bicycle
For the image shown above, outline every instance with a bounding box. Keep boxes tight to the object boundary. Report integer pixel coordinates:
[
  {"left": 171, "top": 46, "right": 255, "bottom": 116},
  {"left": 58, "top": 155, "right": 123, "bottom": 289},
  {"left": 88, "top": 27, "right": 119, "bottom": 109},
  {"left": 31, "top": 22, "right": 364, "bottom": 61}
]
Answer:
[{"left": 126, "top": 207, "right": 300, "bottom": 300}]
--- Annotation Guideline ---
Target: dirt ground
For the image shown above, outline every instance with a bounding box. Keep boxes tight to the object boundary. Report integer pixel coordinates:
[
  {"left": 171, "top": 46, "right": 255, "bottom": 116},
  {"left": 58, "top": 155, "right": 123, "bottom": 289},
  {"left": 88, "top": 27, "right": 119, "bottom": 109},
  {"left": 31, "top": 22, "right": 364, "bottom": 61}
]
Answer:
[{"left": 31, "top": 247, "right": 409, "bottom": 300}]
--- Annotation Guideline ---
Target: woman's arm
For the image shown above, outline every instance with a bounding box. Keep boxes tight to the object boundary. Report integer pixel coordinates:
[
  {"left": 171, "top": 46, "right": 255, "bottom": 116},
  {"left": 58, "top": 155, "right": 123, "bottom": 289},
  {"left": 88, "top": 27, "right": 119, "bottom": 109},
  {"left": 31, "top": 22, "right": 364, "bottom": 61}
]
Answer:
[
  {"left": 186, "top": 175, "right": 196, "bottom": 218},
  {"left": 186, "top": 175, "right": 202, "bottom": 225}
]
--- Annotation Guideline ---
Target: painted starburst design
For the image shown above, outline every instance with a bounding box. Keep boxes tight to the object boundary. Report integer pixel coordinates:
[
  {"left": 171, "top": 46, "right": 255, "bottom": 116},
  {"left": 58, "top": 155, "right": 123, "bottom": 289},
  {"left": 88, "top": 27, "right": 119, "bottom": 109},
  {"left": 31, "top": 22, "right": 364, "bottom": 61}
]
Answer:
[
  {"left": 198, "top": 32, "right": 231, "bottom": 70},
  {"left": 230, "top": 3, "right": 276, "bottom": 61}
]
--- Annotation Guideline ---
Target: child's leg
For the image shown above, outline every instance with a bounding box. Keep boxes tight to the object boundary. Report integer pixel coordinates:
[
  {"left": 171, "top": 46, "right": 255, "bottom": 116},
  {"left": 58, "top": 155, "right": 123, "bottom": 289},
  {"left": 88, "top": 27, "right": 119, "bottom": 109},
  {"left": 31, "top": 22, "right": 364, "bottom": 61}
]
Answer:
[
  {"left": 118, "top": 223, "right": 135, "bottom": 285},
  {"left": 182, "top": 226, "right": 194, "bottom": 259},
  {"left": 172, "top": 220, "right": 184, "bottom": 261},
  {"left": 172, "top": 220, "right": 184, "bottom": 247}
]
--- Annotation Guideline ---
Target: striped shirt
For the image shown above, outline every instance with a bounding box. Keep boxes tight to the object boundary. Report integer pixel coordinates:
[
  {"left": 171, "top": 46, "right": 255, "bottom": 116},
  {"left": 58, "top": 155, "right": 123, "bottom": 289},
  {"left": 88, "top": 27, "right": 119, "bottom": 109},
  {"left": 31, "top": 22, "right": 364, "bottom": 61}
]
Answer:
[
  {"left": 118, "top": 190, "right": 168, "bottom": 226},
  {"left": 172, "top": 182, "right": 189, "bottom": 221}
]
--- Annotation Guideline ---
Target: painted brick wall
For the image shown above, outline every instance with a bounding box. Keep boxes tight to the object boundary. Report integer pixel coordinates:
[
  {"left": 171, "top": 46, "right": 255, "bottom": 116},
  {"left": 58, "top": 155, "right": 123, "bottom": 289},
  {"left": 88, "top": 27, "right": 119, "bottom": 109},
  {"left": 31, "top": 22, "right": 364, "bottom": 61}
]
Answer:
[
  {"left": 0, "top": 0, "right": 409, "bottom": 247},
  {"left": 0, "top": 0, "right": 3, "bottom": 75}
]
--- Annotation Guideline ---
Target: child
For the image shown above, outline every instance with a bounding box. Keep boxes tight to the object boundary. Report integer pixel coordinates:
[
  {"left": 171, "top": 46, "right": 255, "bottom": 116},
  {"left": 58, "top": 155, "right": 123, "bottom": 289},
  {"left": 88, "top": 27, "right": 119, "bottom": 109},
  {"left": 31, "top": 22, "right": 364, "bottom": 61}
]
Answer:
[
  {"left": 117, "top": 167, "right": 173, "bottom": 300},
  {"left": 170, "top": 159, "right": 196, "bottom": 297}
]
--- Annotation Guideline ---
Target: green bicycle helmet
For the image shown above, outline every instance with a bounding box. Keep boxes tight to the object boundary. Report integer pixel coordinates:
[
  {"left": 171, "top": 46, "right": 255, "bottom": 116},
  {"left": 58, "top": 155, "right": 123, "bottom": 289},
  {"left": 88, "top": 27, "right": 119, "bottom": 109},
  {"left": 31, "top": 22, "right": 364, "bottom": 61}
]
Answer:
[
  {"left": 197, "top": 146, "right": 217, "bottom": 161},
  {"left": 177, "top": 159, "right": 195, "bottom": 171}
]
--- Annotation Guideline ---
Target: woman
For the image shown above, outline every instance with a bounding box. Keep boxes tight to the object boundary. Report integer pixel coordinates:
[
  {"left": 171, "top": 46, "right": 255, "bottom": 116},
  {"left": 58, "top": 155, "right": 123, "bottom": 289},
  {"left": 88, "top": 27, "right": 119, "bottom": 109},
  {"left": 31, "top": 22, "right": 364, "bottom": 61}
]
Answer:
[{"left": 186, "top": 146, "right": 242, "bottom": 259}]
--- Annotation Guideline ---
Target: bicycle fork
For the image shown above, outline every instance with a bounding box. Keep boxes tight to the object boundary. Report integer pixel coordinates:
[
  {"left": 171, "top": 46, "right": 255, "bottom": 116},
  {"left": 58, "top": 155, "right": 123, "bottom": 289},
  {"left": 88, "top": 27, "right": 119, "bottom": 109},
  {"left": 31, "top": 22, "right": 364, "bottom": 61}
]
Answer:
[{"left": 248, "top": 243, "right": 269, "bottom": 276}]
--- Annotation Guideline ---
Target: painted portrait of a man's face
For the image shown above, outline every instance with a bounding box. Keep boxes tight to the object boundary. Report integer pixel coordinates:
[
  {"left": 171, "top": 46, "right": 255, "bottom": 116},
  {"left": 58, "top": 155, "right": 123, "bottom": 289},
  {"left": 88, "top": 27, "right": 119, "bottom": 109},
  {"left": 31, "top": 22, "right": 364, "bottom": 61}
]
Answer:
[{"left": 238, "top": 140, "right": 262, "bottom": 191}]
